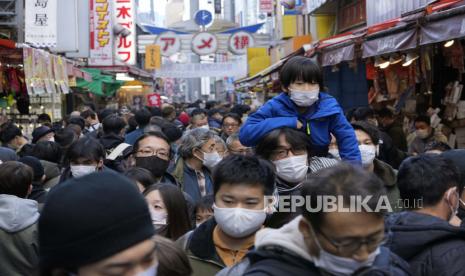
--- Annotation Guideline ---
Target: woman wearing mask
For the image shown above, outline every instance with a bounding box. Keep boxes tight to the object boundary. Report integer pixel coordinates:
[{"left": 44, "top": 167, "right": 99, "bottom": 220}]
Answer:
[
  {"left": 255, "top": 127, "right": 339, "bottom": 228},
  {"left": 172, "top": 128, "right": 220, "bottom": 203},
  {"left": 143, "top": 184, "right": 192, "bottom": 240},
  {"left": 331, "top": 122, "right": 401, "bottom": 212},
  {"left": 58, "top": 137, "right": 106, "bottom": 184}
]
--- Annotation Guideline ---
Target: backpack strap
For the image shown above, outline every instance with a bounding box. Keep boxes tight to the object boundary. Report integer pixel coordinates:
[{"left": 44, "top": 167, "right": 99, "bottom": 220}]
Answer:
[{"left": 106, "top": 143, "right": 131, "bottom": 161}]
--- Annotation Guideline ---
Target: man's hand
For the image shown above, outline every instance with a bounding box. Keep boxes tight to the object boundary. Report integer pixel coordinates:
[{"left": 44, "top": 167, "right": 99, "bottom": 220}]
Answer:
[{"left": 297, "top": 120, "right": 303, "bottom": 129}]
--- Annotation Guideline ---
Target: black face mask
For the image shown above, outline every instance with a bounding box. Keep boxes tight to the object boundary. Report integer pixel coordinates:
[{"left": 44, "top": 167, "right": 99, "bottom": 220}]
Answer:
[{"left": 135, "top": 156, "right": 170, "bottom": 178}]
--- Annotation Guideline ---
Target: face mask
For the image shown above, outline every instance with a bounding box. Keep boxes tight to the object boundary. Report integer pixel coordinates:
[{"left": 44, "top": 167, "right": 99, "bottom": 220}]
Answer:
[
  {"left": 199, "top": 125, "right": 210, "bottom": 130},
  {"left": 273, "top": 154, "right": 308, "bottom": 183},
  {"left": 135, "top": 156, "right": 170, "bottom": 178},
  {"left": 309, "top": 224, "right": 380, "bottom": 276},
  {"left": 359, "top": 145, "right": 376, "bottom": 167},
  {"left": 70, "top": 165, "right": 96, "bottom": 178},
  {"left": 416, "top": 129, "right": 430, "bottom": 139},
  {"left": 289, "top": 89, "right": 319, "bottom": 107},
  {"left": 328, "top": 149, "right": 341, "bottom": 160},
  {"left": 213, "top": 204, "right": 266, "bottom": 238},
  {"left": 201, "top": 151, "right": 222, "bottom": 170},
  {"left": 149, "top": 205, "right": 167, "bottom": 230},
  {"left": 136, "top": 263, "right": 158, "bottom": 276},
  {"left": 48, "top": 136, "right": 55, "bottom": 142}
]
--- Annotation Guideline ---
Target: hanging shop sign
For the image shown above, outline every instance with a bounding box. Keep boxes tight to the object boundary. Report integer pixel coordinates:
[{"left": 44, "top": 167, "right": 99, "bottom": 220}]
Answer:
[
  {"left": 259, "top": 0, "right": 274, "bottom": 13},
  {"left": 192, "top": 32, "right": 218, "bottom": 56},
  {"left": 154, "top": 62, "right": 246, "bottom": 78},
  {"left": 322, "top": 43, "right": 355, "bottom": 67},
  {"left": 228, "top": 31, "right": 255, "bottom": 55},
  {"left": 145, "top": 45, "right": 161, "bottom": 70},
  {"left": 420, "top": 14, "right": 465, "bottom": 45},
  {"left": 147, "top": 93, "right": 161, "bottom": 107},
  {"left": 89, "top": 0, "right": 113, "bottom": 66},
  {"left": 156, "top": 32, "right": 181, "bottom": 57},
  {"left": 25, "top": 0, "right": 58, "bottom": 48},
  {"left": 114, "top": 0, "right": 136, "bottom": 65},
  {"left": 362, "top": 28, "right": 417, "bottom": 58}
]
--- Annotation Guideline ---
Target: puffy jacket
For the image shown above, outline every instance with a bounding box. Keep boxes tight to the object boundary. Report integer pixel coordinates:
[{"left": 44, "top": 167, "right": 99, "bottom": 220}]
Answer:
[
  {"left": 0, "top": 194, "right": 40, "bottom": 276},
  {"left": 385, "top": 211, "right": 465, "bottom": 276},
  {"left": 219, "top": 216, "right": 410, "bottom": 276},
  {"left": 239, "top": 93, "right": 361, "bottom": 163},
  {"left": 231, "top": 216, "right": 411, "bottom": 276}
]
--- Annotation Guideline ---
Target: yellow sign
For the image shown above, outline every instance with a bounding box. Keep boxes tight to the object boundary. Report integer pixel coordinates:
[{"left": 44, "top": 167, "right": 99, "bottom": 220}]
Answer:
[{"left": 145, "top": 45, "right": 161, "bottom": 70}]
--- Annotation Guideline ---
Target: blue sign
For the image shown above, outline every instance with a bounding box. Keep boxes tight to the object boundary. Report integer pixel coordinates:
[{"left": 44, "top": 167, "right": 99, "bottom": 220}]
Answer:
[{"left": 194, "top": 10, "right": 213, "bottom": 26}]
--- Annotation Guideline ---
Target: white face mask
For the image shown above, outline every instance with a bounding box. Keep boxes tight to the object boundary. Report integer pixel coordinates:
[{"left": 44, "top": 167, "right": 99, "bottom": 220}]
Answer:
[
  {"left": 309, "top": 224, "right": 380, "bottom": 275},
  {"left": 201, "top": 151, "right": 222, "bottom": 169},
  {"left": 70, "top": 165, "right": 96, "bottom": 178},
  {"left": 328, "top": 149, "right": 341, "bottom": 160},
  {"left": 273, "top": 154, "right": 308, "bottom": 183},
  {"left": 359, "top": 145, "right": 376, "bottom": 167},
  {"left": 213, "top": 204, "right": 266, "bottom": 238},
  {"left": 289, "top": 89, "right": 319, "bottom": 107},
  {"left": 148, "top": 205, "right": 167, "bottom": 230},
  {"left": 199, "top": 124, "right": 210, "bottom": 130},
  {"left": 416, "top": 129, "right": 430, "bottom": 139}
]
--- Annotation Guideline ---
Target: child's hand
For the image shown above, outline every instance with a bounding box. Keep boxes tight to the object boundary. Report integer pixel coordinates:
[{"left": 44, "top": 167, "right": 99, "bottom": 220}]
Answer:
[{"left": 296, "top": 120, "right": 303, "bottom": 129}]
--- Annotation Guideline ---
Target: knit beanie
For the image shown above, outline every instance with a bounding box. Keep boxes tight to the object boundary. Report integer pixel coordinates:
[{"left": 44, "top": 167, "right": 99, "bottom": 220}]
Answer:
[{"left": 39, "top": 171, "right": 155, "bottom": 270}]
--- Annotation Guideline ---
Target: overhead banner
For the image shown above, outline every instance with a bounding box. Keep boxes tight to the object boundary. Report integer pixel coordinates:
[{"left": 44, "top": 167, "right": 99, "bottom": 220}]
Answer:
[
  {"left": 89, "top": 0, "right": 114, "bottom": 65},
  {"left": 154, "top": 63, "right": 247, "bottom": 78},
  {"left": 114, "top": 0, "right": 136, "bottom": 65},
  {"left": 362, "top": 28, "right": 417, "bottom": 58},
  {"left": 25, "top": 0, "right": 58, "bottom": 47},
  {"left": 259, "top": 0, "right": 274, "bottom": 13},
  {"left": 420, "top": 14, "right": 465, "bottom": 45},
  {"left": 322, "top": 44, "right": 355, "bottom": 67}
]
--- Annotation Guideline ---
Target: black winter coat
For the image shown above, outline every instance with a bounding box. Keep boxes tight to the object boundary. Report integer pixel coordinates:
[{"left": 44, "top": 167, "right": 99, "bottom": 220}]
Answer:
[{"left": 385, "top": 211, "right": 465, "bottom": 276}]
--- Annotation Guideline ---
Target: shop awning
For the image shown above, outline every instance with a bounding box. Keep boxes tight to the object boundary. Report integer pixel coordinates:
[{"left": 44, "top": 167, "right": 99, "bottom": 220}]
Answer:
[
  {"left": 322, "top": 43, "right": 355, "bottom": 67},
  {"left": 76, "top": 68, "right": 123, "bottom": 97},
  {"left": 67, "top": 63, "right": 93, "bottom": 82},
  {"left": 420, "top": 4, "right": 465, "bottom": 45},
  {"left": 362, "top": 27, "right": 417, "bottom": 58}
]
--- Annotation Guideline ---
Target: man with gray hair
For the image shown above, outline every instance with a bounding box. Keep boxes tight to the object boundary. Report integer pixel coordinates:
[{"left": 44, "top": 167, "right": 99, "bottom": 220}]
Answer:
[
  {"left": 226, "top": 133, "right": 253, "bottom": 156},
  {"left": 172, "top": 128, "right": 219, "bottom": 202}
]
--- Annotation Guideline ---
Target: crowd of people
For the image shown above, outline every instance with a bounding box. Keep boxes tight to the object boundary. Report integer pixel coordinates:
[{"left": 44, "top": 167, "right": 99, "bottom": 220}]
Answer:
[{"left": 0, "top": 56, "right": 464, "bottom": 276}]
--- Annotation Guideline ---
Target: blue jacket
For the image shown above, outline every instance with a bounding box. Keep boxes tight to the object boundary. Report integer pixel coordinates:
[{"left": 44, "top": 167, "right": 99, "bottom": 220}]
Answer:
[
  {"left": 239, "top": 92, "right": 361, "bottom": 162},
  {"left": 124, "top": 128, "right": 144, "bottom": 145}
]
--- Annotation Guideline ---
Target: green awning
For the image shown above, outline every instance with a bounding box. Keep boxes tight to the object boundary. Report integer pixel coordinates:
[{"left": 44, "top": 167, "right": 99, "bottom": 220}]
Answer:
[{"left": 76, "top": 68, "right": 123, "bottom": 96}]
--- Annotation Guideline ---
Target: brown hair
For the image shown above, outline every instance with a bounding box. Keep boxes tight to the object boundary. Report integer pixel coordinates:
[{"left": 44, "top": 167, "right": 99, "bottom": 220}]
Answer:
[
  {"left": 0, "top": 161, "right": 33, "bottom": 198},
  {"left": 153, "top": 235, "right": 192, "bottom": 276}
]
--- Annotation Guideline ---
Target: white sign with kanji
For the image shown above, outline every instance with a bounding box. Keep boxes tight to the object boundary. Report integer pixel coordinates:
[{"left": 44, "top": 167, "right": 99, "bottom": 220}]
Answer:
[
  {"left": 156, "top": 32, "right": 181, "bottom": 57},
  {"left": 228, "top": 31, "right": 255, "bottom": 55},
  {"left": 114, "top": 0, "right": 136, "bottom": 65},
  {"left": 25, "top": 0, "right": 58, "bottom": 48},
  {"left": 191, "top": 32, "right": 218, "bottom": 56}
]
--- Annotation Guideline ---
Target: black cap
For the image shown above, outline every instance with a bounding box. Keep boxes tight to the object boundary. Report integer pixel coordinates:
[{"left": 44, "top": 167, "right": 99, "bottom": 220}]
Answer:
[
  {"left": 39, "top": 171, "right": 155, "bottom": 270},
  {"left": 19, "top": 156, "right": 44, "bottom": 181},
  {"left": 32, "top": 126, "right": 53, "bottom": 144}
]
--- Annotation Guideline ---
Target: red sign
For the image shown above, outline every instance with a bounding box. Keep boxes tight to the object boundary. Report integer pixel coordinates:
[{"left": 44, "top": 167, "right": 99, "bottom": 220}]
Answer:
[
  {"left": 228, "top": 31, "right": 255, "bottom": 55},
  {"left": 156, "top": 31, "right": 181, "bottom": 56},
  {"left": 147, "top": 93, "right": 161, "bottom": 107},
  {"left": 260, "top": 0, "right": 273, "bottom": 13},
  {"left": 192, "top": 32, "right": 218, "bottom": 56}
]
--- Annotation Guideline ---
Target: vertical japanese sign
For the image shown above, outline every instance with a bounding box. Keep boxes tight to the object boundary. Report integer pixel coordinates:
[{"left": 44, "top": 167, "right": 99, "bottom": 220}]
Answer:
[
  {"left": 25, "top": 0, "right": 58, "bottom": 47},
  {"left": 114, "top": 0, "right": 136, "bottom": 65},
  {"left": 145, "top": 45, "right": 161, "bottom": 70},
  {"left": 89, "top": 0, "right": 113, "bottom": 66}
]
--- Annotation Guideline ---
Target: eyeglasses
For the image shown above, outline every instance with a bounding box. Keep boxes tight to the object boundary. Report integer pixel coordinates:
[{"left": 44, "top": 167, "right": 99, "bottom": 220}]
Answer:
[
  {"left": 223, "top": 123, "right": 239, "bottom": 129},
  {"left": 316, "top": 227, "right": 387, "bottom": 255},
  {"left": 271, "top": 147, "right": 307, "bottom": 160},
  {"left": 136, "top": 148, "right": 170, "bottom": 160}
]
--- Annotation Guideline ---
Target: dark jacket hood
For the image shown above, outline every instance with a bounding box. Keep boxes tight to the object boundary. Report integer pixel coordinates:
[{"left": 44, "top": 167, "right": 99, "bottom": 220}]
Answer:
[
  {"left": 99, "top": 134, "right": 125, "bottom": 149},
  {"left": 385, "top": 211, "right": 465, "bottom": 260}
]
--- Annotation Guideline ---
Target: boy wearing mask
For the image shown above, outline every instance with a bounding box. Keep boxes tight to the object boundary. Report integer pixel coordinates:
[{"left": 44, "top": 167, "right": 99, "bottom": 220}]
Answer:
[
  {"left": 177, "top": 155, "right": 275, "bottom": 276},
  {"left": 239, "top": 56, "right": 361, "bottom": 163}
]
